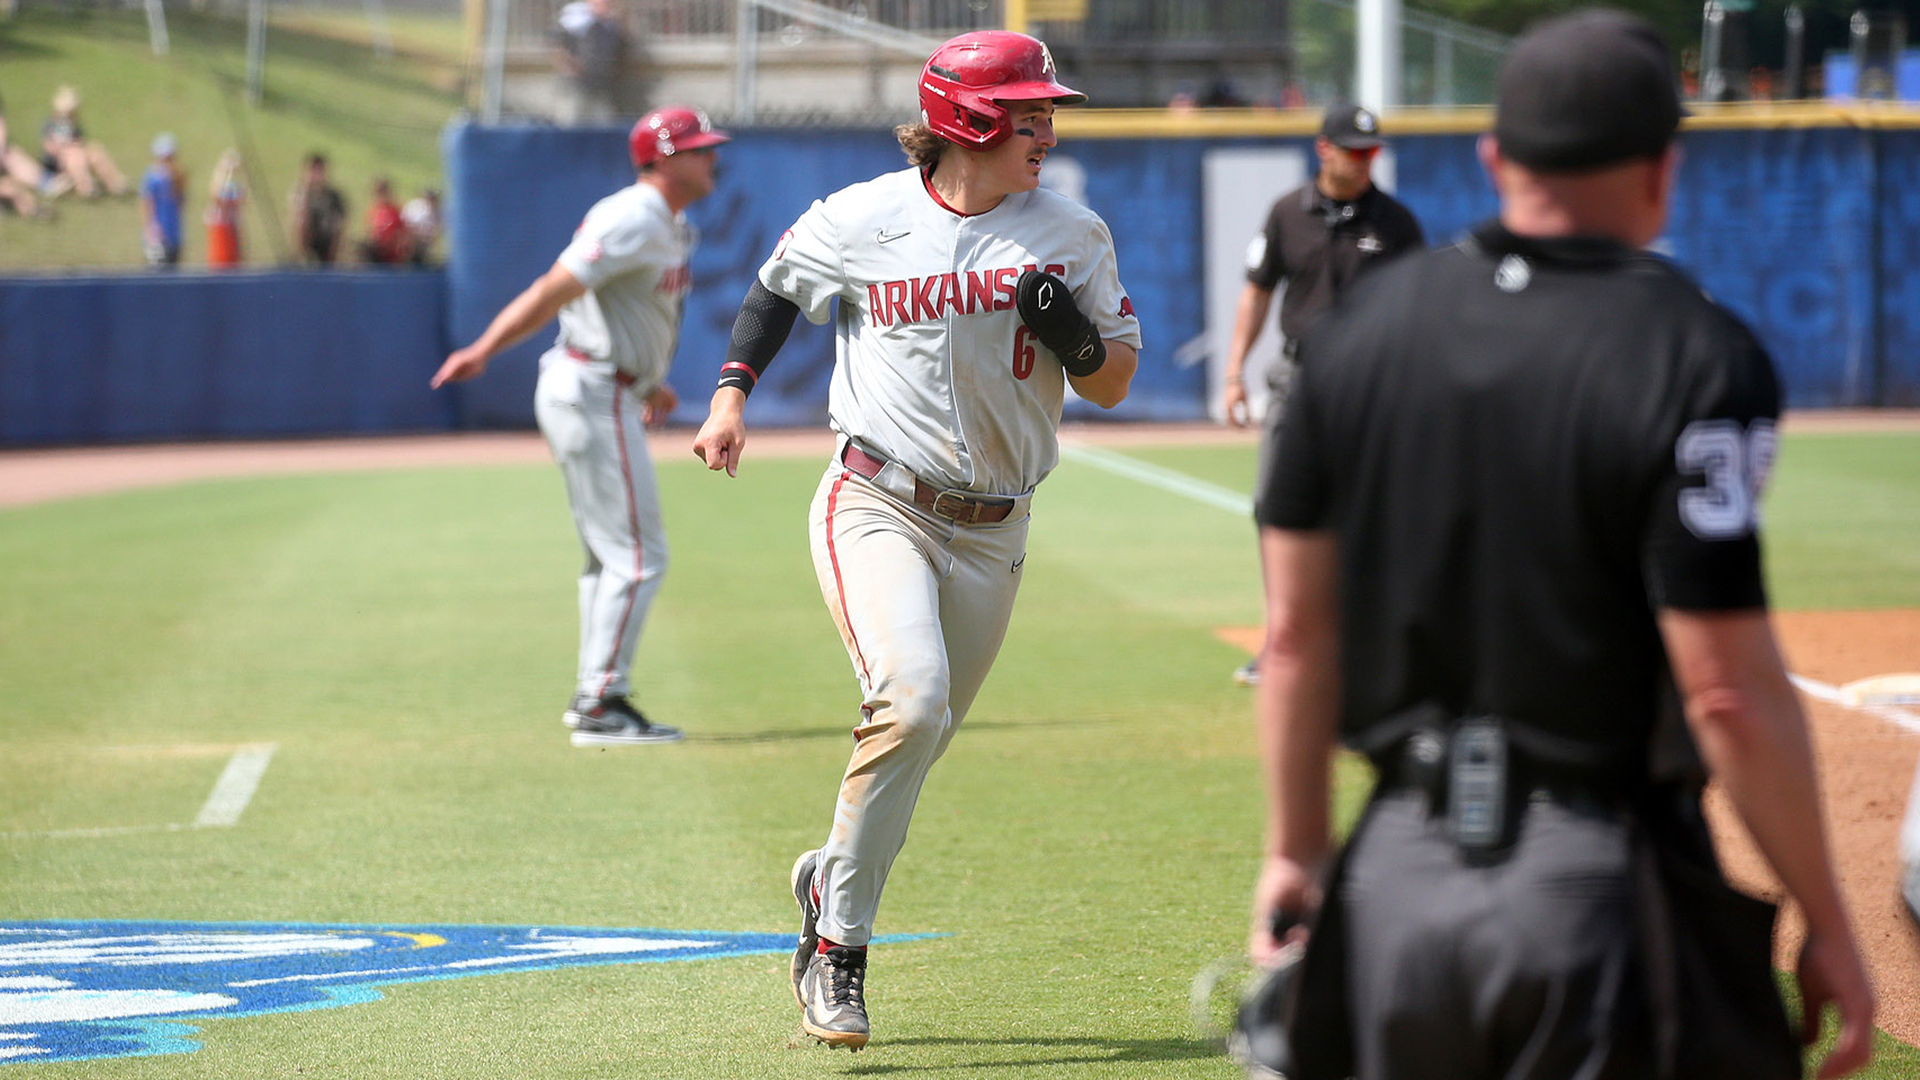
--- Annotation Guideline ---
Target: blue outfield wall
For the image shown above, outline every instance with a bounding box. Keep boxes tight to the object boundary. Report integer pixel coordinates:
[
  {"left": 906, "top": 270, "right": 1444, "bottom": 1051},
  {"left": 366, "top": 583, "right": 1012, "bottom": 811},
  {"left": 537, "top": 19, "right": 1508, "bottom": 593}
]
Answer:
[
  {"left": 444, "top": 121, "right": 1920, "bottom": 429},
  {"left": 2, "top": 121, "right": 1916, "bottom": 446},
  {"left": 1342, "top": 125, "right": 1919, "bottom": 409},
  {"left": 0, "top": 271, "right": 453, "bottom": 445}
]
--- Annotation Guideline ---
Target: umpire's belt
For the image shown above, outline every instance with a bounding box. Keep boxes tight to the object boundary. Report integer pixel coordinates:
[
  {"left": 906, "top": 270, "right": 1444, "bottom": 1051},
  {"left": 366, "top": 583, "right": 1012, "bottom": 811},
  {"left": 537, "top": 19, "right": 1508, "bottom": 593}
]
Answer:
[
  {"left": 841, "top": 444, "right": 1017, "bottom": 526},
  {"left": 565, "top": 346, "right": 636, "bottom": 386},
  {"left": 1378, "top": 725, "right": 1628, "bottom": 819}
]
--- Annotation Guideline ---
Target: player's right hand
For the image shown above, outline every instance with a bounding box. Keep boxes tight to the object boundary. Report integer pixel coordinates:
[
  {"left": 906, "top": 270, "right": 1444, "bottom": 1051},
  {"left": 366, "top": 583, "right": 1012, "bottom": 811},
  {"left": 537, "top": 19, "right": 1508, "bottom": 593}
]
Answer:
[
  {"left": 693, "top": 391, "right": 746, "bottom": 478},
  {"left": 1222, "top": 376, "right": 1250, "bottom": 429},
  {"left": 430, "top": 345, "right": 490, "bottom": 388}
]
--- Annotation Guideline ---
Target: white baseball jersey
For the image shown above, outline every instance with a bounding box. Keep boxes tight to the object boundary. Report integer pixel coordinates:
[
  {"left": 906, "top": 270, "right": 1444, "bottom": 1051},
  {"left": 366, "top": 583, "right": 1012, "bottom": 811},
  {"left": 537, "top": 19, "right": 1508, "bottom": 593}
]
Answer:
[
  {"left": 760, "top": 166, "right": 1141, "bottom": 496},
  {"left": 555, "top": 182, "right": 695, "bottom": 393}
]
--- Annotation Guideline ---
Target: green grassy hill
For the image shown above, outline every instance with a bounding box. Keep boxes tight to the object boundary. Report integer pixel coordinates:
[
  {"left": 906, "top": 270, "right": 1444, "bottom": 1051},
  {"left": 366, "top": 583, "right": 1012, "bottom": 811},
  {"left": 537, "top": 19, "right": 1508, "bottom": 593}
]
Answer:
[{"left": 0, "top": 7, "right": 465, "bottom": 270}]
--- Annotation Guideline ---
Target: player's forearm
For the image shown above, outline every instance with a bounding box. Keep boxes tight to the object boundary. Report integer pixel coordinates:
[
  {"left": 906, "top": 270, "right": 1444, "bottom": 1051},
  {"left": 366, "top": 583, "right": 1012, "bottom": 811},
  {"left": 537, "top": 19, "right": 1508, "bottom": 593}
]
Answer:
[
  {"left": 473, "top": 292, "right": 559, "bottom": 356},
  {"left": 1067, "top": 340, "right": 1136, "bottom": 408},
  {"left": 475, "top": 271, "right": 580, "bottom": 356},
  {"left": 1662, "top": 610, "right": 1854, "bottom": 935},
  {"left": 715, "top": 281, "right": 801, "bottom": 395}
]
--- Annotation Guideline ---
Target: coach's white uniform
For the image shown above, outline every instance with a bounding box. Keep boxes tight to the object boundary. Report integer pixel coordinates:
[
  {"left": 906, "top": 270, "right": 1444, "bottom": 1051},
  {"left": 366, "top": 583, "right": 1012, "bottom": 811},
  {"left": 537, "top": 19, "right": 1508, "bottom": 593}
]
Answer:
[
  {"left": 536, "top": 182, "right": 693, "bottom": 703},
  {"left": 763, "top": 165, "right": 1141, "bottom": 947}
]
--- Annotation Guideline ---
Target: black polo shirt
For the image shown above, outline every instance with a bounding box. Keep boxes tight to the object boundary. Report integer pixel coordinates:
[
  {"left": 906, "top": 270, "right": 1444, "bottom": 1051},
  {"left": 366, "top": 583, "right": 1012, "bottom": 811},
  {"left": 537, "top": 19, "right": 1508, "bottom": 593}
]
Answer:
[
  {"left": 1257, "top": 221, "right": 1780, "bottom": 777},
  {"left": 1246, "top": 181, "right": 1425, "bottom": 343}
]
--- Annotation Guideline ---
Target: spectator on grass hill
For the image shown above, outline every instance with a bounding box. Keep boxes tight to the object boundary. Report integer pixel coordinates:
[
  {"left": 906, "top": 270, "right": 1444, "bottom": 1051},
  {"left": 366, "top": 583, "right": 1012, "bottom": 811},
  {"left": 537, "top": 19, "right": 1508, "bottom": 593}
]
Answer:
[
  {"left": 402, "top": 187, "right": 442, "bottom": 266},
  {"left": 357, "top": 176, "right": 410, "bottom": 265},
  {"left": 289, "top": 152, "right": 347, "bottom": 266},
  {"left": 40, "top": 85, "right": 129, "bottom": 199},
  {"left": 140, "top": 132, "right": 186, "bottom": 267},
  {"left": 206, "top": 149, "right": 247, "bottom": 268},
  {"left": 0, "top": 92, "right": 67, "bottom": 209},
  {"left": 553, "top": 0, "right": 631, "bottom": 124}
]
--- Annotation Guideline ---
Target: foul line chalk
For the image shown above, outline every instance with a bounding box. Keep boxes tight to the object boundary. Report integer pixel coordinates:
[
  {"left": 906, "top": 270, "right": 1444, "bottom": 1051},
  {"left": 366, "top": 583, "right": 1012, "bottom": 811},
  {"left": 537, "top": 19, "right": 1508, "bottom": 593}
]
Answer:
[
  {"left": 1057, "top": 441, "right": 1253, "bottom": 515},
  {"left": 194, "top": 743, "right": 277, "bottom": 828},
  {"left": 1060, "top": 442, "right": 1920, "bottom": 741},
  {"left": 1790, "top": 675, "right": 1920, "bottom": 736},
  {"left": 1, "top": 742, "right": 279, "bottom": 840}
]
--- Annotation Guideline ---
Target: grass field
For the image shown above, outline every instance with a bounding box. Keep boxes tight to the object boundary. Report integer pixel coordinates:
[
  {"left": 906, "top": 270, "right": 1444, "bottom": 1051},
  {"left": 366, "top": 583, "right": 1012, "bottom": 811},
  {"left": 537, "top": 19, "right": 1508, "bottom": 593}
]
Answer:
[
  {"left": 0, "top": 7, "right": 463, "bottom": 270},
  {"left": 2, "top": 431, "right": 1917, "bottom": 1077}
]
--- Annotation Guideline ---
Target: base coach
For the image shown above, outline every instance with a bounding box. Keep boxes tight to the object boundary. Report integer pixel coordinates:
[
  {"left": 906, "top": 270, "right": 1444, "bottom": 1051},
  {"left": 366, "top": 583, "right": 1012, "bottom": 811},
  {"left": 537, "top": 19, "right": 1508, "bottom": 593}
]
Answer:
[{"left": 1244, "top": 10, "right": 1875, "bottom": 1080}]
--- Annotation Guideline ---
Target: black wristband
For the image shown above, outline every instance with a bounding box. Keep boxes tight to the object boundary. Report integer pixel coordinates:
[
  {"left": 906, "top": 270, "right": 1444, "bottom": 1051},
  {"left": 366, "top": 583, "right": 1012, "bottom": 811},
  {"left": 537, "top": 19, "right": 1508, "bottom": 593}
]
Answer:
[
  {"left": 717, "top": 362, "right": 757, "bottom": 396},
  {"left": 1054, "top": 326, "right": 1107, "bottom": 379}
]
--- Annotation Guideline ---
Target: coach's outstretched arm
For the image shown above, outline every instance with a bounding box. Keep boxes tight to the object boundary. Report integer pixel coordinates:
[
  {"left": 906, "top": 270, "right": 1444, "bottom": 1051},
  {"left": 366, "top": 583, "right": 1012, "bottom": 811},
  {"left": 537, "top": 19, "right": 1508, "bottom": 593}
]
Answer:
[
  {"left": 694, "top": 281, "right": 801, "bottom": 477},
  {"left": 431, "top": 263, "right": 586, "bottom": 387}
]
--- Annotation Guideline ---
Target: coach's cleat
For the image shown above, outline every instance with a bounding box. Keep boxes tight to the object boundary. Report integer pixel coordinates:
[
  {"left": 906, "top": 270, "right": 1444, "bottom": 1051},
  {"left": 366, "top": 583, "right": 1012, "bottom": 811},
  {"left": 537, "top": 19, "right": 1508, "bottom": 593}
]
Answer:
[
  {"left": 790, "top": 849, "right": 823, "bottom": 1008},
  {"left": 568, "top": 695, "right": 683, "bottom": 746},
  {"left": 562, "top": 693, "right": 594, "bottom": 729},
  {"left": 1232, "top": 657, "right": 1261, "bottom": 687},
  {"left": 797, "top": 944, "right": 869, "bottom": 1050}
]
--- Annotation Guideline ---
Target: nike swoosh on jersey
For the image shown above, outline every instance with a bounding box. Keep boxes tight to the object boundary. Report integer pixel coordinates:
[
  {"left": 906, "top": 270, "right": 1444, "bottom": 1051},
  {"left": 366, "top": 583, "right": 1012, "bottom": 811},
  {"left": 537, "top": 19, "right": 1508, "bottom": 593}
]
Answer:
[{"left": 877, "top": 228, "right": 912, "bottom": 244}]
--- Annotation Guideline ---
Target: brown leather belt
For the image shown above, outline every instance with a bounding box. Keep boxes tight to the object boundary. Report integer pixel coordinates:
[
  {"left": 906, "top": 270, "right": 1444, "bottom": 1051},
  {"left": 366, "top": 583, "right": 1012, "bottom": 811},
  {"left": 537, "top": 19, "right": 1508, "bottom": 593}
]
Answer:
[
  {"left": 565, "top": 346, "right": 635, "bottom": 386},
  {"left": 841, "top": 444, "right": 1016, "bottom": 526}
]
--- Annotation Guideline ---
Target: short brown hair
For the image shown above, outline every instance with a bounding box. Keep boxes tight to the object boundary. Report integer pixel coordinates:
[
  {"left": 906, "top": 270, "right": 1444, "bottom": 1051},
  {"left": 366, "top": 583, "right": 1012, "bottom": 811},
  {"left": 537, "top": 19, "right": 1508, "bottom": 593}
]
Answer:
[{"left": 895, "top": 122, "right": 948, "bottom": 169}]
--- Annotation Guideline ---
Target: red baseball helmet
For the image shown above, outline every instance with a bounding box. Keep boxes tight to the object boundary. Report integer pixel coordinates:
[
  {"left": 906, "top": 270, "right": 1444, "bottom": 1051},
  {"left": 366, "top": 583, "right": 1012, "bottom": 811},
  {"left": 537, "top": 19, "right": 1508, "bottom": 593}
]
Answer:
[
  {"left": 629, "top": 106, "right": 730, "bottom": 168},
  {"left": 918, "top": 31, "right": 1085, "bottom": 152}
]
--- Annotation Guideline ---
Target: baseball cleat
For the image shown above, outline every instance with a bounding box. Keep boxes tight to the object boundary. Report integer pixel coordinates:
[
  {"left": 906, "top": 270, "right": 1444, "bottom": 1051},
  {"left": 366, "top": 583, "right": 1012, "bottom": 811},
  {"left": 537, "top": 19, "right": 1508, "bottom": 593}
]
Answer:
[
  {"left": 790, "top": 849, "right": 822, "bottom": 1008},
  {"left": 567, "top": 694, "right": 683, "bottom": 746},
  {"left": 796, "top": 944, "right": 870, "bottom": 1050},
  {"left": 562, "top": 693, "right": 594, "bottom": 729},
  {"left": 1232, "top": 657, "right": 1261, "bottom": 687}
]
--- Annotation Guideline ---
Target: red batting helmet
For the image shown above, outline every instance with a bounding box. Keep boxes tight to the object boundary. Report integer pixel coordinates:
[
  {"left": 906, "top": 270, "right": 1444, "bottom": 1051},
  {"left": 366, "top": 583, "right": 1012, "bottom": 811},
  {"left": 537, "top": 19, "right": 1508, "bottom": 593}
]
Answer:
[
  {"left": 918, "top": 31, "right": 1086, "bottom": 152},
  {"left": 630, "top": 106, "right": 730, "bottom": 169}
]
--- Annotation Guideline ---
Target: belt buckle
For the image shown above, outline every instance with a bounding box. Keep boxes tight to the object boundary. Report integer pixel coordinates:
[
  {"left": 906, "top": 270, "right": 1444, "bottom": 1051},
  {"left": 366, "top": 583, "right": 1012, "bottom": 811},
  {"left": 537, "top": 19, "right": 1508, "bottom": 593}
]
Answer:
[{"left": 930, "top": 489, "right": 972, "bottom": 523}]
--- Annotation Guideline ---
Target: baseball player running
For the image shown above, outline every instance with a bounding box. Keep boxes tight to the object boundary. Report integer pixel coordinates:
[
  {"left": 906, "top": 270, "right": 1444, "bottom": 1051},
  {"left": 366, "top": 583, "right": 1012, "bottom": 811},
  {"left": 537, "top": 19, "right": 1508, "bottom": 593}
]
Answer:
[
  {"left": 692, "top": 30, "right": 1140, "bottom": 1050},
  {"left": 431, "top": 106, "right": 728, "bottom": 747}
]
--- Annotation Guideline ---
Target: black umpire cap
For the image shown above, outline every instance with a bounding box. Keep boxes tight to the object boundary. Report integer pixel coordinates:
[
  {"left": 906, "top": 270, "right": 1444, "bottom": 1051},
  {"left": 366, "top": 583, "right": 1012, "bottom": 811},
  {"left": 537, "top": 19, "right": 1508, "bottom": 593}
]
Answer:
[
  {"left": 1320, "top": 104, "right": 1384, "bottom": 150},
  {"left": 1493, "top": 8, "right": 1685, "bottom": 173}
]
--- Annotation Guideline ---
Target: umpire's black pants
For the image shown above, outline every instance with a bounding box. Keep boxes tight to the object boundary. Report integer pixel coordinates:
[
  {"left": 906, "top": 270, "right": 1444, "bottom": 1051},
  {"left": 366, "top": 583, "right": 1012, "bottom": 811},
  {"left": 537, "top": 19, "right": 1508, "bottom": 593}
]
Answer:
[{"left": 1340, "top": 790, "right": 1653, "bottom": 1080}]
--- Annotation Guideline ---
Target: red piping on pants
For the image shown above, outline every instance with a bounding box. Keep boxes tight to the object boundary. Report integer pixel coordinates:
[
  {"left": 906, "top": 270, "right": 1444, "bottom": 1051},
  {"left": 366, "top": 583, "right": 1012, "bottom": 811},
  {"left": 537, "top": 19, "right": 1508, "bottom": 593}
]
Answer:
[{"left": 824, "top": 469, "right": 872, "bottom": 695}]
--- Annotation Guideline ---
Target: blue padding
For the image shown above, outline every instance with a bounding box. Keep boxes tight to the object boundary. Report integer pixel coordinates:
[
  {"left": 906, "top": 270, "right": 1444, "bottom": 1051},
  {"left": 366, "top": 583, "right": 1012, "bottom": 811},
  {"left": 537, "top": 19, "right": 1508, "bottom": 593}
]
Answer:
[
  {"left": 1876, "top": 130, "right": 1920, "bottom": 405},
  {"left": 0, "top": 270, "right": 453, "bottom": 445},
  {"left": 1395, "top": 130, "right": 1902, "bottom": 407},
  {"left": 1666, "top": 127, "right": 1878, "bottom": 407}
]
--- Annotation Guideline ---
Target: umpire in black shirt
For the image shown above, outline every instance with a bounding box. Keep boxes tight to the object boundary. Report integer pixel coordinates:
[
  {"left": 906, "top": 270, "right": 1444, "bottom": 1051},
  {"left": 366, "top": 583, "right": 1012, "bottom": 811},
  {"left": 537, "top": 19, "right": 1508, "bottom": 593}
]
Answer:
[
  {"left": 1246, "top": 10, "right": 1874, "bottom": 1080},
  {"left": 1223, "top": 104, "right": 1423, "bottom": 687}
]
